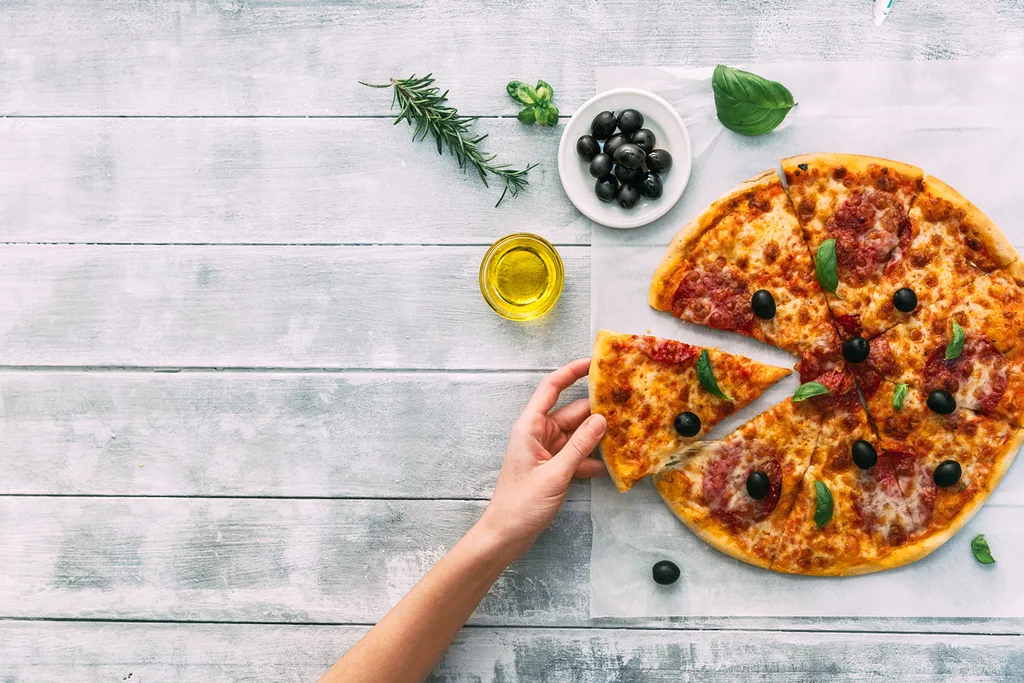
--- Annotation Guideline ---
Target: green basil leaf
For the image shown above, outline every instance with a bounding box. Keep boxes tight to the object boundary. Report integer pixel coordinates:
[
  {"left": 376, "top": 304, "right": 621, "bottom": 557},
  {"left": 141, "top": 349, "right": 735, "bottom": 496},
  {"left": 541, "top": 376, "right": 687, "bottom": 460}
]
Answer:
[
  {"left": 506, "top": 80, "right": 529, "bottom": 104},
  {"left": 815, "top": 239, "right": 839, "bottom": 296},
  {"left": 697, "top": 349, "right": 733, "bottom": 401},
  {"left": 945, "top": 321, "right": 965, "bottom": 360},
  {"left": 517, "top": 107, "right": 537, "bottom": 125},
  {"left": 813, "top": 480, "right": 834, "bottom": 529},
  {"left": 814, "top": 480, "right": 833, "bottom": 529},
  {"left": 711, "top": 64, "right": 797, "bottom": 136},
  {"left": 892, "top": 383, "right": 909, "bottom": 410},
  {"left": 506, "top": 81, "right": 537, "bottom": 106},
  {"left": 971, "top": 534, "right": 996, "bottom": 564},
  {"left": 793, "top": 381, "right": 831, "bottom": 402},
  {"left": 542, "top": 105, "right": 559, "bottom": 126},
  {"left": 535, "top": 80, "right": 553, "bottom": 106}
]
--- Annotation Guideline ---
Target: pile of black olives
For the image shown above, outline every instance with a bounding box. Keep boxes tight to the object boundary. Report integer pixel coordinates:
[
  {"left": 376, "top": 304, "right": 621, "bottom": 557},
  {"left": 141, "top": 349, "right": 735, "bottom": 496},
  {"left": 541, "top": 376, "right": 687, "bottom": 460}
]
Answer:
[{"left": 576, "top": 108, "right": 674, "bottom": 210}]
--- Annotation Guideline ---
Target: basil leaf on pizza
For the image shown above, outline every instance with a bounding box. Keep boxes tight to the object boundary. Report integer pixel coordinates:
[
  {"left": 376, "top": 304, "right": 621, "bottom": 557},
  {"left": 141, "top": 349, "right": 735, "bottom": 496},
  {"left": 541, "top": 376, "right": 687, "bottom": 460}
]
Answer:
[
  {"left": 697, "top": 349, "right": 733, "bottom": 401},
  {"left": 892, "top": 383, "right": 909, "bottom": 410},
  {"left": 813, "top": 480, "right": 833, "bottom": 529},
  {"left": 712, "top": 65, "right": 796, "bottom": 136},
  {"left": 792, "top": 381, "right": 830, "bottom": 402},
  {"left": 945, "top": 321, "right": 965, "bottom": 360},
  {"left": 815, "top": 239, "right": 839, "bottom": 296},
  {"left": 971, "top": 534, "right": 996, "bottom": 564}
]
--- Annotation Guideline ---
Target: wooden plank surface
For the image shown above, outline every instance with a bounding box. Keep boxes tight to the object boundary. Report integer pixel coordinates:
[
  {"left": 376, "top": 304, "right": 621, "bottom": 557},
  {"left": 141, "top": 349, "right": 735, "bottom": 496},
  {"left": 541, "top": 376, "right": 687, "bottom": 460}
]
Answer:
[
  {"left": 0, "top": 245, "right": 589, "bottom": 368},
  {"left": 0, "top": 370, "right": 589, "bottom": 499},
  {"left": 4, "top": 0, "right": 1024, "bottom": 678},
  {"left": 0, "top": 118, "right": 586, "bottom": 245},
  {"left": 2, "top": 621, "right": 1023, "bottom": 683},
  {"left": 1, "top": 1, "right": 1022, "bottom": 116},
  {"left": 0, "top": 497, "right": 588, "bottom": 625},
  {"left": 1, "top": 495, "right": 1021, "bottom": 635}
]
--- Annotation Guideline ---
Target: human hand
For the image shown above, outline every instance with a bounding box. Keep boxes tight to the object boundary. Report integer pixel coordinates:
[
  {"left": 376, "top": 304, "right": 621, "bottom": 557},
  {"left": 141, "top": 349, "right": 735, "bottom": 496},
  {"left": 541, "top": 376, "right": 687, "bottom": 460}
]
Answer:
[{"left": 478, "top": 358, "right": 607, "bottom": 559}]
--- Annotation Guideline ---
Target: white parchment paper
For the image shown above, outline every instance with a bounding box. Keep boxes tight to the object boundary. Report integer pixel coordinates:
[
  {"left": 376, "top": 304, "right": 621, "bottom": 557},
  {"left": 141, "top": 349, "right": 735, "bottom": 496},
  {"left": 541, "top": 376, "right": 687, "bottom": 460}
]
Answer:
[{"left": 590, "top": 61, "right": 1024, "bottom": 618}]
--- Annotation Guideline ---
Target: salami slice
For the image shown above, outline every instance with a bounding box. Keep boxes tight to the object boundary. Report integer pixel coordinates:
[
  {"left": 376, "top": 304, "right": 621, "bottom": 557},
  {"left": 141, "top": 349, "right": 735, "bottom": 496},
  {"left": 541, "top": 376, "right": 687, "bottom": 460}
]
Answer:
[
  {"left": 924, "top": 335, "right": 1009, "bottom": 413},
  {"left": 671, "top": 262, "right": 755, "bottom": 335},
  {"left": 702, "top": 444, "right": 782, "bottom": 530},
  {"left": 634, "top": 336, "right": 700, "bottom": 366}
]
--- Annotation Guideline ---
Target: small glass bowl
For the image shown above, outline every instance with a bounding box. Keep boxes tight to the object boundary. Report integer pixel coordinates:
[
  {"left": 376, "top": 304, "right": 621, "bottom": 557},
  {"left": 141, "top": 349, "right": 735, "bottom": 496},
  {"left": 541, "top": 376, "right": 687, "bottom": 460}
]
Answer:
[{"left": 479, "top": 233, "right": 565, "bottom": 321}]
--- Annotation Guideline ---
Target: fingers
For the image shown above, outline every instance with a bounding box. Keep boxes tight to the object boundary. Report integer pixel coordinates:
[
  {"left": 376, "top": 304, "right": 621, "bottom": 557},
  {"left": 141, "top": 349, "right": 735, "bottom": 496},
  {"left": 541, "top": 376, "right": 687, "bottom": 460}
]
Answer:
[
  {"left": 525, "top": 358, "right": 591, "bottom": 415},
  {"left": 550, "top": 398, "right": 591, "bottom": 433},
  {"left": 550, "top": 413, "right": 607, "bottom": 478},
  {"left": 573, "top": 457, "right": 608, "bottom": 479}
]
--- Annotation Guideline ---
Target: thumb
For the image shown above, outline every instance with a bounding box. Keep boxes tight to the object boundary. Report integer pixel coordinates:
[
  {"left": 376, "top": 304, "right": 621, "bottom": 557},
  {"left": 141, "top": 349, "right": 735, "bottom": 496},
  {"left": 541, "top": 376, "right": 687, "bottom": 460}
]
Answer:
[{"left": 551, "top": 414, "right": 606, "bottom": 478}]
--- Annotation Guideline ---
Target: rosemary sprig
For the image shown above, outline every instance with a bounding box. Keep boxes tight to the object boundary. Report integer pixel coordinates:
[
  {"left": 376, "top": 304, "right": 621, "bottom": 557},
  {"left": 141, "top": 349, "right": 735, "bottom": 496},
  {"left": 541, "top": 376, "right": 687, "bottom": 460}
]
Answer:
[{"left": 361, "top": 74, "right": 538, "bottom": 207}]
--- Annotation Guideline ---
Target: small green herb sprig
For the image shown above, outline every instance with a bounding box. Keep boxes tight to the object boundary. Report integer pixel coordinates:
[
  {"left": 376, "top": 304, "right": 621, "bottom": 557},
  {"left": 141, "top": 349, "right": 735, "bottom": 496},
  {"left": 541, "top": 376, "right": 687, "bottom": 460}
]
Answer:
[
  {"left": 507, "top": 79, "right": 559, "bottom": 126},
  {"left": 971, "top": 534, "right": 995, "bottom": 564},
  {"left": 697, "top": 349, "right": 733, "bottom": 401},
  {"left": 361, "top": 74, "right": 537, "bottom": 206},
  {"left": 793, "top": 381, "right": 830, "bottom": 402},
  {"left": 814, "top": 480, "right": 834, "bottom": 529},
  {"left": 946, "top": 321, "right": 966, "bottom": 360}
]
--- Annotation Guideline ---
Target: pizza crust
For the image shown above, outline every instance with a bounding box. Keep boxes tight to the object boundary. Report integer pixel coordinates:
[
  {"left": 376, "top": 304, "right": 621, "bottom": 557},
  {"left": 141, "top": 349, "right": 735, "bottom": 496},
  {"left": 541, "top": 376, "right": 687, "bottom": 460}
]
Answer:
[
  {"left": 917, "top": 175, "right": 1018, "bottom": 270},
  {"left": 782, "top": 152, "right": 924, "bottom": 184},
  {"left": 648, "top": 168, "right": 780, "bottom": 310},
  {"left": 588, "top": 331, "right": 631, "bottom": 492},
  {"left": 1004, "top": 257, "right": 1024, "bottom": 285}
]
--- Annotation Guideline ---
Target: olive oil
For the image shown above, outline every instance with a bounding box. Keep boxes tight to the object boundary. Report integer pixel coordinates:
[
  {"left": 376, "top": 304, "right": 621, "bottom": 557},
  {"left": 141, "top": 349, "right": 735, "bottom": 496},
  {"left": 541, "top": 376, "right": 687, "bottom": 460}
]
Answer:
[{"left": 480, "top": 233, "right": 564, "bottom": 320}]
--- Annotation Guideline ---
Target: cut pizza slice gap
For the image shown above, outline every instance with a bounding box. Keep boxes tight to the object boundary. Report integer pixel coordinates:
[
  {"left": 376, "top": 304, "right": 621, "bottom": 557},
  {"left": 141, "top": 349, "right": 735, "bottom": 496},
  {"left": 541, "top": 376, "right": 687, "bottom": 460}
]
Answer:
[
  {"left": 589, "top": 330, "right": 791, "bottom": 492},
  {"left": 859, "top": 175, "right": 1017, "bottom": 338},
  {"left": 649, "top": 168, "right": 839, "bottom": 361},
  {"left": 652, "top": 399, "right": 822, "bottom": 569},
  {"left": 782, "top": 153, "right": 923, "bottom": 322},
  {"left": 863, "top": 380, "right": 1024, "bottom": 567},
  {"left": 865, "top": 261, "right": 1024, "bottom": 427}
]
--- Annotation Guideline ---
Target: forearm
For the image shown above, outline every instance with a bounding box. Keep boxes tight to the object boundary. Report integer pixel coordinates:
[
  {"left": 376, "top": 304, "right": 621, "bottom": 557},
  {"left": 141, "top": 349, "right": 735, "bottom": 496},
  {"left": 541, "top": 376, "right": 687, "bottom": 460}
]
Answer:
[{"left": 320, "top": 520, "right": 522, "bottom": 683}]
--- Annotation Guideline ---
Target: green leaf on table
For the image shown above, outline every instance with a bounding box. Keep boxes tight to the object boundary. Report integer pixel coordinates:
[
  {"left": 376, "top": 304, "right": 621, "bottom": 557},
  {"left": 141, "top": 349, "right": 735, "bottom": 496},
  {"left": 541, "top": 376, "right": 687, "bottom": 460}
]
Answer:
[
  {"left": 971, "top": 534, "right": 995, "bottom": 564},
  {"left": 892, "top": 383, "right": 909, "bottom": 410},
  {"left": 793, "top": 381, "right": 831, "bottom": 402},
  {"left": 946, "top": 321, "right": 965, "bottom": 360},
  {"left": 697, "top": 349, "right": 733, "bottom": 401},
  {"left": 539, "top": 105, "right": 559, "bottom": 126},
  {"left": 507, "top": 80, "right": 538, "bottom": 105},
  {"left": 517, "top": 107, "right": 537, "bottom": 124},
  {"left": 535, "top": 80, "right": 553, "bottom": 106},
  {"left": 712, "top": 64, "right": 797, "bottom": 136},
  {"left": 814, "top": 480, "right": 834, "bottom": 529},
  {"left": 815, "top": 239, "right": 839, "bottom": 296}
]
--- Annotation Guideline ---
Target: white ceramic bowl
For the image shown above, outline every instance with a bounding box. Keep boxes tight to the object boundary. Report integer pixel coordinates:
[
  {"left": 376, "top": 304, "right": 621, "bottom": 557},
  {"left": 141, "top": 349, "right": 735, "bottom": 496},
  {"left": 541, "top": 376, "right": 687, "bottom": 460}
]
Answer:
[{"left": 557, "top": 88, "right": 692, "bottom": 229}]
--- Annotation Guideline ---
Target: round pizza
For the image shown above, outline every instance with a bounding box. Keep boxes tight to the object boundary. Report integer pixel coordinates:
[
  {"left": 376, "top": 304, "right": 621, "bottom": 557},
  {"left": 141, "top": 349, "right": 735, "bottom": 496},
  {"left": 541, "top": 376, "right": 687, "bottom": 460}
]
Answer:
[{"left": 592, "top": 153, "right": 1024, "bottom": 575}]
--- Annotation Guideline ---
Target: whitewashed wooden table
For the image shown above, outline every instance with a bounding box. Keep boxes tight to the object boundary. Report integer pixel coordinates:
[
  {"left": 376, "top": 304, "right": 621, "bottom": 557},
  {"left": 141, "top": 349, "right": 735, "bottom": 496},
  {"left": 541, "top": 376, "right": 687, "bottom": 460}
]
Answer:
[{"left": 2, "top": 2, "right": 1024, "bottom": 680}]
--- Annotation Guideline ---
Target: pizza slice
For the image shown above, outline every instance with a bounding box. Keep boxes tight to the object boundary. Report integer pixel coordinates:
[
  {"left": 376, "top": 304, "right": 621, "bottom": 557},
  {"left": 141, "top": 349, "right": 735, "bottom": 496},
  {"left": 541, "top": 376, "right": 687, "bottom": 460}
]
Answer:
[
  {"left": 781, "top": 153, "right": 923, "bottom": 320},
  {"left": 865, "top": 262, "right": 1024, "bottom": 426},
  {"left": 652, "top": 399, "right": 821, "bottom": 569},
  {"left": 859, "top": 175, "right": 1017, "bottom": 337},
  {"left": 865, "top": 381, "right": 1024, "bottom": 567},
  {"left": 589, "top": 330, "right": 791, "bottom": 491},
  {"left": 649, "top": 169, "right": 838, "bottom": 359},
  {"left": 772, "top": 402, "right": 911, "bottom": 576}
]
